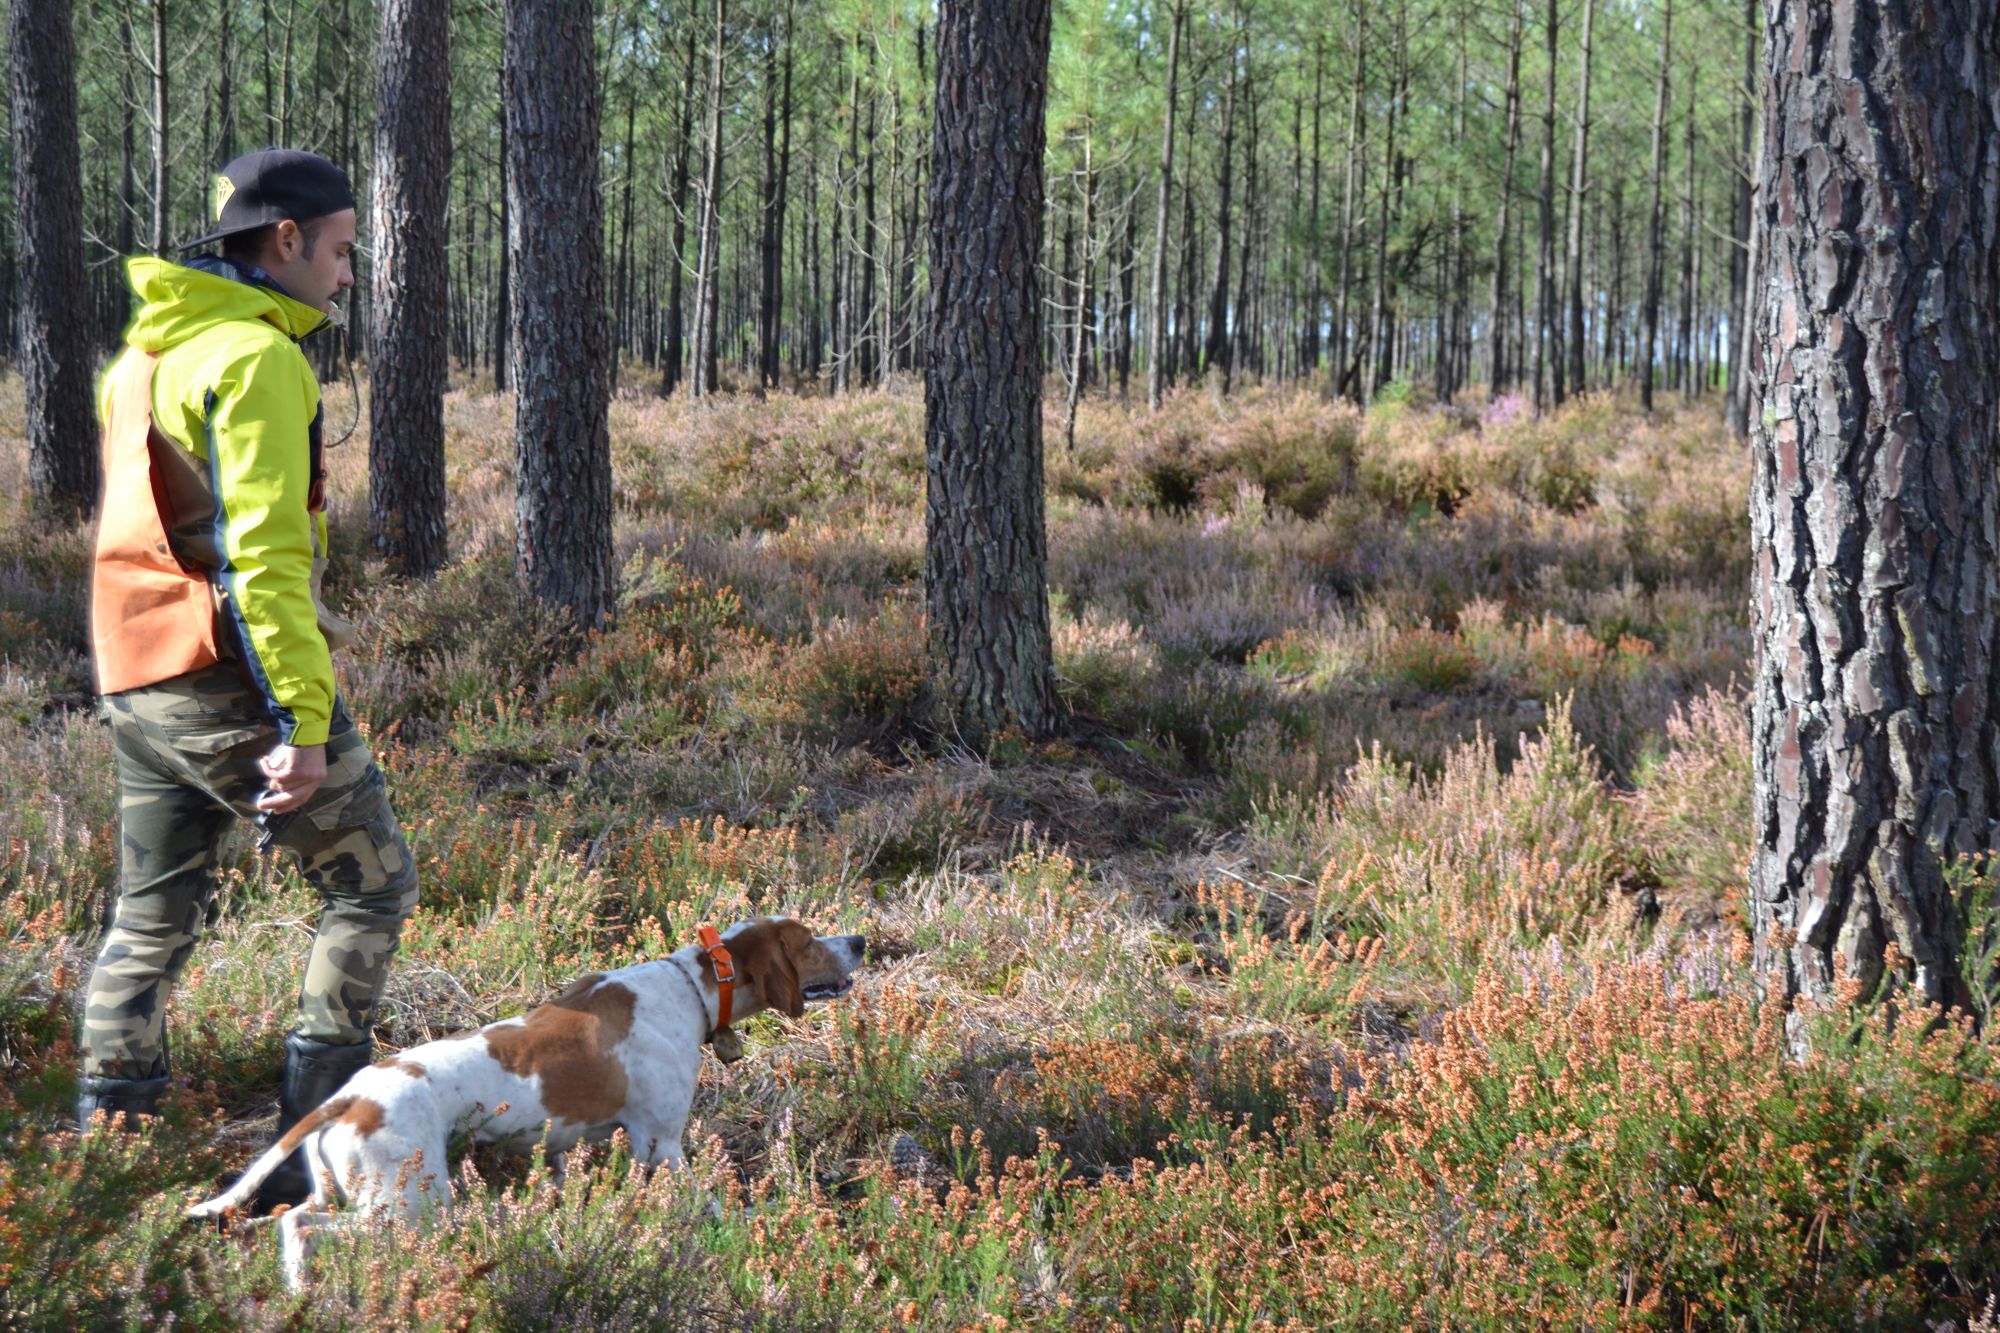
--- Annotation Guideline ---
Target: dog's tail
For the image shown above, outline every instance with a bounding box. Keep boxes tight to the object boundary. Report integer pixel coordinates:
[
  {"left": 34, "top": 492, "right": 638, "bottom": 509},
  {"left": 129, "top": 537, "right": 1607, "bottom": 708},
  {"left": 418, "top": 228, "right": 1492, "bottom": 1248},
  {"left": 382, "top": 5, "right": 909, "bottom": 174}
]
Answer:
[{"left": 186, "top": 1096, "right": 356, "bottom": 1219}]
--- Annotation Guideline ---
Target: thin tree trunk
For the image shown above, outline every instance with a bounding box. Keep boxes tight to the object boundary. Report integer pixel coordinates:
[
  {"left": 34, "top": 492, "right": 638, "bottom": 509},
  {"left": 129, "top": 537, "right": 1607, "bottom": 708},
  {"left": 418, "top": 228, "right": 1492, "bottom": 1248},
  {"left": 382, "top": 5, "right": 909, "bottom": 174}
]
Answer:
[
  {"left": 925, "top": 0, "right": 1059, "bottom": 745},
  {"left": 1563, "top": 0, "right": 1594, "bottom": 401},
  {"left": 1532, "top": 0, "right": 1557, "bottom": 412},
  {"left": 1750, "top": 0, "right": 2000, "bottom": 1031},
  {"left": 149, "top": 0, "right": 168, "bottom": 251},
  {"left": 612, "top": 92, "right": 635, "bottom": 391},
  {"left": 860, "top": 54, "right": 880, "bottom": 386},
  {"left": 12, "top": 0, "right": 97, "bottom": 520},
  {"left": 495, "top": 69, "right": 510, "bottom": 391},
  {"left": 1437, "top": 10, "right": 1467, "bottom": 401},
  {"left": 757, "top": 14, "right": 780, "bottom": 392},
  {"left": 369, "top": 0, "right": 450, "bottom": 576},
  {"left": 1116, "top": 200, "right": 1135, "bottom": 399},
  {"left": 661, "top": 19, "right": 697, "bottom": 396},
  {"left": 1725, "top": 0, "right": 1756, "bottom": 437},
  {"left": 1145, "top": 0, "right": 1181, "bottom": 411},
  {"left": 1302, "top": 35, "right": 1325, "bottom": 382},
  {"left": 1231, "top": 67, "right": 1259, "bottom": 389},
  {"left": 1064, "top": 139, "right": 1093, "bottom": 451},
  {"left": 1333, "top": 6, "right": 1365, "bottom": 399},
  {"left": 1364, "top": 9, "right": 1401, "bottom": 401},
  {"left": 1641, "top": 0, "right": 1673, "bottom": 412},
  {"left": 1677, "top": 57, "right": 1698, "bottom": 398},
  {"left": 1486, "top": 0, "right": 1522, "bottom": 396},
  {"left": 1204, "top": 39, "right": 1238, "bottom": 392},
  {"left": 691, "top": 0, "right": 726, "bottom": 399}
]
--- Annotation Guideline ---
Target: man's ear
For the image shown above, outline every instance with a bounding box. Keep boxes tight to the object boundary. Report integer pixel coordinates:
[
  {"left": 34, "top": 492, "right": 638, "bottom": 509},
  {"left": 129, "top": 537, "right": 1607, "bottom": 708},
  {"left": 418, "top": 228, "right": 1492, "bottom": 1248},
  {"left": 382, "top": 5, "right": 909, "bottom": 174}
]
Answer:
[
  {"left": 738, "top": 926, "right": 804, "bottom": 1019},
  {"left": 272, "top": 218, "right": 300, "bottom": 261}
]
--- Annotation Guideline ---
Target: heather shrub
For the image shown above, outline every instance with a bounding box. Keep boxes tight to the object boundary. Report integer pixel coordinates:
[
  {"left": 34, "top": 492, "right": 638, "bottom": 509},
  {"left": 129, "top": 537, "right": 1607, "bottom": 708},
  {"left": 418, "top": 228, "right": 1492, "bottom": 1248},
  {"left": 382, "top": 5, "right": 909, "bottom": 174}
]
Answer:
[
  {"left": 0, "top": 708, "right": 120, "bottom": 930},
  {"left": 0, "top": 516, "right": 92, "bottom": 684},
  {"left": 1355, "top": 397, "right": 1484, "bottom": 516},
  {"left": 769, "top": 599, "right": 930, "bottom": 747},
  {"left": 1251, "top": 699, "right": 1632, "bottom": 998},
  {"left": 23, "top": 375, "right": 1985, "bottom": 1330},
  {"left": 1632, "top": 686, "right": 1754, "bottom": 920}
]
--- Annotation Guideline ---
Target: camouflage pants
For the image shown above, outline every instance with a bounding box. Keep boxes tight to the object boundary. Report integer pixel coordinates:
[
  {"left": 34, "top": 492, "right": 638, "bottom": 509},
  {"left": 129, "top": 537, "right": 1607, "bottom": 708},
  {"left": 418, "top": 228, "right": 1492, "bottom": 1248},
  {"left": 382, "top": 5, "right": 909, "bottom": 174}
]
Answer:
[{"left": 81, "top": 663, "right": 419, "bottom": 1081}]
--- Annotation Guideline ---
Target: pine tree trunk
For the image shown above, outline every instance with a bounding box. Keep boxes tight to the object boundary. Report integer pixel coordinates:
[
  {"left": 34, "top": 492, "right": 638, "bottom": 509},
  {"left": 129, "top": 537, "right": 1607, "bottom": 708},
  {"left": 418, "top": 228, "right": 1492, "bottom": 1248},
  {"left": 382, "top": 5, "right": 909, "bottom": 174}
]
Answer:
[
  {"left": 1145, "top": 0, "right": 1181, "bottom": 411},
  {"left": 149, "top": 0, "right": 168, "bottom": 250},
  {"left": 1302, "top": 36, "right": 1325, "bottom": 383},
  {"left": 925, "top": 0, "right": 1059, "bottom": 747},
  {"left": 1203, "top": 48, "right": 1237, "bottom": 391},
  {"left": 860, "top": 64, "right": 880, "bottom": 386},
  {"left": 1364, "top": 11, "right": 1401, "bottom": 402},
  {"left": 691, "top": 0, "right": 726, "bottom": 399},
  {"left": 494, "top": 63, "right": 511, "bottom": 392},
  {"left": 1116, "top": 202, "right": 1134, "bottom": 400},
  {"left": 1750, "top": 0, "right": 2000, "bottom": 1029},
  {"left": 1725, "top": 0, "right": 1756, "bottom": 437},
  {"left": 613, "top": 93, "right": 635, "bottom": 388},
  {"left": 1064, "top": 140, "right": 1093, "bottom": 451},
  {"left": 1486, "top": 0, "right": 1522, "bottom": 396},
  {"left": 1563, "top": 0, "right": 1594, "bottom": 401},
  {"left": 11, "top": 0, "right": 97, "bottom": 521},
  {"left": 369, "top": 0, "right": 450, "bottom": 577},
  {"left": 1532, "top": 0, "right": 1557, "bottom": 412},
  {"left": 661, "top": 20, "right": 696, "bottom": 396},
  {"left": 1641, "top": 0, "right": 1672, "bottom": 411},
  {"left": 505, "top": 0, "right": 612, "bottom": 634},
  {"left": 1333, "top": 6, "right": 1365, "bottom": 399},
  {"left": 1677, "top": 60, "right": 1698, "bottom": 398}
]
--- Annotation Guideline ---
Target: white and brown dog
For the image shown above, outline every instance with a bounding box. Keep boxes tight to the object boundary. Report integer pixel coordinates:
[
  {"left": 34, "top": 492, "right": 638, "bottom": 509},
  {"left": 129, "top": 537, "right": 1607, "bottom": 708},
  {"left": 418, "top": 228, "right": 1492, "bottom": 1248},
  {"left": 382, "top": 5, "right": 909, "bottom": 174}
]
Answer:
[{"left": 189, "top": 917, "right": 865, "bottom": 1286}]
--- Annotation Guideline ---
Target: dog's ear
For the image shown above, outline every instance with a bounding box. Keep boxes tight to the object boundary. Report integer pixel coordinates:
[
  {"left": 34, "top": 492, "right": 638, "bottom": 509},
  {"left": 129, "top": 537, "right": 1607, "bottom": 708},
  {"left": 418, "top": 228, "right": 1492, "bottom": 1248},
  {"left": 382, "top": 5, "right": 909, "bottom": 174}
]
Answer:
[{"left": 738, "top": 922, "right": 806, "bottom": 1019}]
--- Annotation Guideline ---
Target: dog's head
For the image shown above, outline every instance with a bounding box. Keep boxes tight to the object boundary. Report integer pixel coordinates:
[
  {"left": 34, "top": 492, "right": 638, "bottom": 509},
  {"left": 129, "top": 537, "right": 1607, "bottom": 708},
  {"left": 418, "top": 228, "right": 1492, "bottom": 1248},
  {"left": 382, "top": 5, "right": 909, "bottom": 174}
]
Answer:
[{"left": 722, "top": 917, "right": 866, "bottom": 1020}]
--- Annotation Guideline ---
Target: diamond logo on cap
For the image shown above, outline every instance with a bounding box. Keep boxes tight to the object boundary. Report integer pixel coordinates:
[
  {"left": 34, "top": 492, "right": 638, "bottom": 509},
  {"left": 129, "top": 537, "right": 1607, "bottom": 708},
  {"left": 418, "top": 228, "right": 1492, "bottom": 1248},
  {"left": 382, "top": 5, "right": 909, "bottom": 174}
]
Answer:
[{"left": 212, "top": 173, "right": 236, "bottom": 216}]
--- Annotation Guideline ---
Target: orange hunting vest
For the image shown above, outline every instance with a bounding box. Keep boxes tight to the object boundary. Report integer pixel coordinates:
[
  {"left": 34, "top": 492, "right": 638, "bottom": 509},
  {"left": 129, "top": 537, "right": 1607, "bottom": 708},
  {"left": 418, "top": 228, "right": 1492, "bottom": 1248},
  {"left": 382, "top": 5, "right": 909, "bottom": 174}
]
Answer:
[{"left": 90, "top": 350, "right": 226, "bottom": 694}]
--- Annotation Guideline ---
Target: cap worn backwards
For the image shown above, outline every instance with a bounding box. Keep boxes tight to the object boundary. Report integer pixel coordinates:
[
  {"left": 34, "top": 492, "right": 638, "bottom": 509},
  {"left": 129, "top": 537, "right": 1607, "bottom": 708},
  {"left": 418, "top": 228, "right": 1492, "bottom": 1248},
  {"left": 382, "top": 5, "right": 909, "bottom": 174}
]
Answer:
[{"left": 180, "top": 149, "right": 356, "bottom": 252}]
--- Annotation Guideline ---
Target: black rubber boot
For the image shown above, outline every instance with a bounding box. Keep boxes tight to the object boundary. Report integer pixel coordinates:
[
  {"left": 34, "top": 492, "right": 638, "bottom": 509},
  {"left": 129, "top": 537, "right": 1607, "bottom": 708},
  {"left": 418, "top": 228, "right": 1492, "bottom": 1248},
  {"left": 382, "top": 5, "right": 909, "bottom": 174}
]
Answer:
[
  {"left": 75, "top": 1074, "right": 170, "bottom": 1134},
  {"left": 249, "top": 1034, "right": 374, "bottom": 1214}
]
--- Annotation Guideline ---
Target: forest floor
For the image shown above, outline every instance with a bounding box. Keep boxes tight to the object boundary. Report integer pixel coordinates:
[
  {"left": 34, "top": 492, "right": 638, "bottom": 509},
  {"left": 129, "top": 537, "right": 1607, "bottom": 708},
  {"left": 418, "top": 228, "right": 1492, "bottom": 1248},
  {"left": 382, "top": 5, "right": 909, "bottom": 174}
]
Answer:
[{"left": 1, "top": 373, "right": 1996, "bottom": 1330}]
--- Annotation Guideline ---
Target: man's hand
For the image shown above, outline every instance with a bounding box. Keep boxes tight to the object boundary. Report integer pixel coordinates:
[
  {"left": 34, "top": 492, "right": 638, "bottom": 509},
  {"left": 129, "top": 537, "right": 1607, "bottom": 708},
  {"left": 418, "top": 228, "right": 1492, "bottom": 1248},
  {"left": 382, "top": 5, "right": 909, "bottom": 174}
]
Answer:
[{"left": 255, "top": 743, "right": 327, "bottom": 815}]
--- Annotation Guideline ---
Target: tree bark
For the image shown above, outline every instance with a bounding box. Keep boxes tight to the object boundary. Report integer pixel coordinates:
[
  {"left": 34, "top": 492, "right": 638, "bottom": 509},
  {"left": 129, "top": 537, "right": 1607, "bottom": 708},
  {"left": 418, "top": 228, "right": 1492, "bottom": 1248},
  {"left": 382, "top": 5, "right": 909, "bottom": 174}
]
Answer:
[
  {"left": 1486, "top": 0, "right": 1522, "bottom": 396},
  {"left": 1333, "top": 6, "right": 1366, "bottom": 399},
  {"left": 1750, "top": 0, "right": 2000, "bottom": 1029},
  {"left": 149, "top": 0, "right": 169, "bottom": 251},
  {"left": 661, "top": 19, "right": 697, "bottom": 397},
  {"left": 505, "top": 0, "right": 613, "bottom": 634},
  {"left": 1676, "top": 57, "right": 1698, "bottom": 397},
  {"left": 1725, "top": 0, "right": 1756, "bottom": 436},
  {"left": 1302, "top": 35, "right": 1325, "bottom": 384},
  {"left": 11, "top": 0, "right": 97, "bottom": 521},
  {"left": 1064, "top": 138, "right": 1093, "bottom": 451},
  {"left": 1641, "top": 0, "right": 1673, "bottom": 411},
  {"left": 691, "top": 0, "right": 726, "bottom": 399},
  {"left": 925, "top": 0, "right": 1059, "bottom": 746},
  {"left": 1145, "top": 0, "right": 1182, "bottom": 411},
  {"left": 1204, "top": 42, "right": 1238, "bottom": 391},
  {"left": 1532, "top": 0, "right": 1557, "bottom": 412},
  {"left": 369, "top": 0, "right": 450, "bottom": 577},
  {"left": 1563, "top": 0, "right": 1594, "bottom": 400}
]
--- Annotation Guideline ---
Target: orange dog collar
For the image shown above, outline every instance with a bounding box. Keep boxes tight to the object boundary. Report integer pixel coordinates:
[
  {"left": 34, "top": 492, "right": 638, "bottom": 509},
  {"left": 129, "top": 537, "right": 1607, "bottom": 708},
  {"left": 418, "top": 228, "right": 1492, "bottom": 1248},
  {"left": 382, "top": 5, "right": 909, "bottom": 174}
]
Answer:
[{"left": 698, "top": 923, "right": 735, "bottom": 1031}]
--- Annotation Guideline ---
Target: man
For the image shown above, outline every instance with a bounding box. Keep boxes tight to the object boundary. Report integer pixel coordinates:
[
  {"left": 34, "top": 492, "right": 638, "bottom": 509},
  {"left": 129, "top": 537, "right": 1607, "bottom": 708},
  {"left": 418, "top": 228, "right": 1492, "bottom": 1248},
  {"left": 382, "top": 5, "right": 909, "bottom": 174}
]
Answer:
[{"left": 79, "top": 148, "right": 419, "bottom": 1212}]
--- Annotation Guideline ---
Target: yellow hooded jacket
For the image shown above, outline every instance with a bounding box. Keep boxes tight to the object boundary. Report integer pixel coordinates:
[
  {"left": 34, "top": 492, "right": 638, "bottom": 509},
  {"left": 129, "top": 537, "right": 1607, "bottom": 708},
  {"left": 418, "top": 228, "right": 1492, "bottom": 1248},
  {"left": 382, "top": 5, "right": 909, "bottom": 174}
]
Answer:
[{"left": 91, "top": 255, "right": 338, "bottom": 747}]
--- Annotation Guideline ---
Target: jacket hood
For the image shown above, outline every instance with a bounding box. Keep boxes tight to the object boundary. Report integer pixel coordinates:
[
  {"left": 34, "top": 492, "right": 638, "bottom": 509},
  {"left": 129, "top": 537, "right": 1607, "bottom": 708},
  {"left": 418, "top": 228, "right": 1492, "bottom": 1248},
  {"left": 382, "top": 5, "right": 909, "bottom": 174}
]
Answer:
[{"left": 122, "top": 255, "right": 329, "bottom": 351}]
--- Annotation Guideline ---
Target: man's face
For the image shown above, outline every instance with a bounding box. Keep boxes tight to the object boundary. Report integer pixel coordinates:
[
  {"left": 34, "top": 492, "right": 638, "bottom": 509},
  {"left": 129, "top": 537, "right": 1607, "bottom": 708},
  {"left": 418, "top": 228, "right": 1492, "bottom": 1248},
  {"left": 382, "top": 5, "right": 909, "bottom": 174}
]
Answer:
[{"left": 265, "top": 208, "right": 357, "bottom": 314}]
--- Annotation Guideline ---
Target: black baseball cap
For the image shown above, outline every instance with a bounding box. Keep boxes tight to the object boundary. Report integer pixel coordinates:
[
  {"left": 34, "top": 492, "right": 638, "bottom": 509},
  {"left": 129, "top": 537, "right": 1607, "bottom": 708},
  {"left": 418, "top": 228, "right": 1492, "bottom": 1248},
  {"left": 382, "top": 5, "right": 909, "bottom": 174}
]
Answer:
[{"left": 180, "top": 148, "right": 357, "bottom": 251}]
